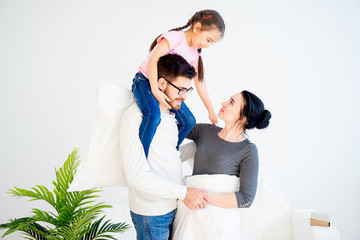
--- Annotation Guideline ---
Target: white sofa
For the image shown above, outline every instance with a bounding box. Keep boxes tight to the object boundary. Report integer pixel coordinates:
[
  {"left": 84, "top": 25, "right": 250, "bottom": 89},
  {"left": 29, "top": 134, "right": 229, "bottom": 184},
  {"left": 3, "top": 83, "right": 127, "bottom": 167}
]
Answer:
[
  {"left": 105, "top": 203, "right": 340, "bottom": 240},
  {"left": 253, "top": 209, "right": 341, "bottom": 240},
  {"left": 103, "top": 151, "right": 341, "bottom": 240},
  {"left": 236, "top": 166, "right": 341, "bottom": 240},
  {"left": 104, "top": 169, "right": 340, "bottom": 240},
  {"left": 291, "top": 210, "right": 340, "bottom": 240}
]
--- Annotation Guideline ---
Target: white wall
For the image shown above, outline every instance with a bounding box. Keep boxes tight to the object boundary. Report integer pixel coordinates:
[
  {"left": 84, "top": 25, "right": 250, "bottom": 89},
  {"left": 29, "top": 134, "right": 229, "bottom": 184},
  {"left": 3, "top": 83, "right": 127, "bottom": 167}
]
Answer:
[{"left": 1, "top": 0, "right": 359, "bottom": 239}]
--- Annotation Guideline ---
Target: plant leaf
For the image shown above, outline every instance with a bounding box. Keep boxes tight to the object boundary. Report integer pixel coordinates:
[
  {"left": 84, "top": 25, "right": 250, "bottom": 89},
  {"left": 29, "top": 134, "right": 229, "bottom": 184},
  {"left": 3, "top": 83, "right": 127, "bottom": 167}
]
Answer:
[{"left": 0, "top": 148, "right": 130, "bottom": 240}]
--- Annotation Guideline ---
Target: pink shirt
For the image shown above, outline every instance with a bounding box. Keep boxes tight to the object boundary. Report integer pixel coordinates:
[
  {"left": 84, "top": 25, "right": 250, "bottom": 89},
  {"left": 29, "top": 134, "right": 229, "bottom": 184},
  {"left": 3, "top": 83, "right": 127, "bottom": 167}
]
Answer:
[{"left": 138, "top": 31, "right": 200, "bottom": 78}]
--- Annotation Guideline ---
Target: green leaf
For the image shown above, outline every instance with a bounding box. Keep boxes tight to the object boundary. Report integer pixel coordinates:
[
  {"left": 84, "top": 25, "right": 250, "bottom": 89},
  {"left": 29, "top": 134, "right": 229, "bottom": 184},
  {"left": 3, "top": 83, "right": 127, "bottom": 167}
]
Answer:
[
  {"left": 0, "top": 217, "right": 50, "bottom": 239},
  {"left": 0, "top": 148, "right": 129, "bottom": 240},
  {"left": 82, "top": 216, "right": 130, "bottom": 240}
]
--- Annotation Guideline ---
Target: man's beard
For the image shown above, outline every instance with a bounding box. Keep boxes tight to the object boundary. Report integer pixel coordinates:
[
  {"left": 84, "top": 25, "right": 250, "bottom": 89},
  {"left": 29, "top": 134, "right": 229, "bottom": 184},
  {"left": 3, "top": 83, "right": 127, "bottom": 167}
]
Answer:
[
  {"left": 164, "top": 88, "right": 183, "bottom": 110},
  {"left": 167, "top": 97, "right": 183, "bottom": 110}
]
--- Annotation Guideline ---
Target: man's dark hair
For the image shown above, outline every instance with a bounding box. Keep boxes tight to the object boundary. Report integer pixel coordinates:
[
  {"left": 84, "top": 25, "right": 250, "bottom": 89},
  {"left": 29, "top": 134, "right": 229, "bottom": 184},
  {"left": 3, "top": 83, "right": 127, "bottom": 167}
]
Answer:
[{"left": 157, "top": 54, "right": 196, "bottom": 82}]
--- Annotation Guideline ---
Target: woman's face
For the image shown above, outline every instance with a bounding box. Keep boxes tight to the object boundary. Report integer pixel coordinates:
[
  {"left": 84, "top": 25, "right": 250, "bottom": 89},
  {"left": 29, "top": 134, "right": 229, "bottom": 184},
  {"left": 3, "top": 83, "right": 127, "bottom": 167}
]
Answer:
[{"left": 218, "top": 93, "right": 245, "bottom": 125}]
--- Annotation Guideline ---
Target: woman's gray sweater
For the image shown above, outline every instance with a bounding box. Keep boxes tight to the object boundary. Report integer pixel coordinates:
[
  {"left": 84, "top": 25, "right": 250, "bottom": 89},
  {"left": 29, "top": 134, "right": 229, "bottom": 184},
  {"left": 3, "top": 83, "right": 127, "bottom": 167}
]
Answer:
[{"left": 187, "top": 123, "right": 259, "bottom": 208}]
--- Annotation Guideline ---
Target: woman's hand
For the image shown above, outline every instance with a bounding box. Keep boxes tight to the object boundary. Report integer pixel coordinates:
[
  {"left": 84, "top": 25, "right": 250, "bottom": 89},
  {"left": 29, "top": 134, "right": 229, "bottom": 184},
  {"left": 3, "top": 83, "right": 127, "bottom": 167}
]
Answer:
[
  {"left": 209, "top": 110, "right": 218, "bottom": 125},
  {"left": 152, "top": 88, "right": 171, "bottom": 109}
]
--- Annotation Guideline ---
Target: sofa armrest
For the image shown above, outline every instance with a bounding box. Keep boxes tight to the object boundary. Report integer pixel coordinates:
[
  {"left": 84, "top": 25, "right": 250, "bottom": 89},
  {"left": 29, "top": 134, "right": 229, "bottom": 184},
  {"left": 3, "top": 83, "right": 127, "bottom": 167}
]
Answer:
[{"left": 292, "top": 210, "right": 340, "bottom": 240}]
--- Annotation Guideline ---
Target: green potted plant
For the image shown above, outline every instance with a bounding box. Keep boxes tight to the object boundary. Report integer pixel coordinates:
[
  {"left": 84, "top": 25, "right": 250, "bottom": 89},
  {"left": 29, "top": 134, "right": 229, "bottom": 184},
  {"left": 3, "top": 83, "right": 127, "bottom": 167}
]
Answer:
[{"left": 0, "top": 149, "right": 130, "bottom": 239}]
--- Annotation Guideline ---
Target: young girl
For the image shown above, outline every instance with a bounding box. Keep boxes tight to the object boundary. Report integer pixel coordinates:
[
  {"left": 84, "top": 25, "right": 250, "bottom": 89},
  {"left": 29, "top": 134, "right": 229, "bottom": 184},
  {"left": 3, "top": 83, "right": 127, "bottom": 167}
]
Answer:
[{"left": 132, "top": 9, "right": 225, "bottom": 158}]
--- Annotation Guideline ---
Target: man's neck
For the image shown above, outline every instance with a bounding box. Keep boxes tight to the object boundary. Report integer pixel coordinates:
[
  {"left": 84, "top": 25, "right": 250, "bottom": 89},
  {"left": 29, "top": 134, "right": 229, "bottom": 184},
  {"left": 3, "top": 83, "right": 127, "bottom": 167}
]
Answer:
[{"left": 159, "top": 104, "right": 171, "bottom": 114}]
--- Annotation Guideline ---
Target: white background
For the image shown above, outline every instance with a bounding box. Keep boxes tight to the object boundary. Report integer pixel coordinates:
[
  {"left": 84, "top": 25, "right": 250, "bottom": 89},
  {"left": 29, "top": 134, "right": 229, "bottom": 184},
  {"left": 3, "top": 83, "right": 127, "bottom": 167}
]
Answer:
[{"left": 1, "top": 0, "right": 359, "bottom": 239}]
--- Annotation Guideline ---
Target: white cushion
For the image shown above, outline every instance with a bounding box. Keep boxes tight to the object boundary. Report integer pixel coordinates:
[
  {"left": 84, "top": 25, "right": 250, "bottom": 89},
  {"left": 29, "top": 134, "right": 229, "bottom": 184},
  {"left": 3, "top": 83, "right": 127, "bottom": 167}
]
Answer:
[{"left": 292, "top": 210, "right": 340, "bottom": 240}]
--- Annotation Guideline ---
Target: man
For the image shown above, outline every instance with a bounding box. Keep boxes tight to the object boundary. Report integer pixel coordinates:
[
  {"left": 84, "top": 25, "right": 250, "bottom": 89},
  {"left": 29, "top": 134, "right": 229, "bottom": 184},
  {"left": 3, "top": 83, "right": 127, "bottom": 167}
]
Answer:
[{"left": 119, "top": 54, "right": 208, "bottom": 240}]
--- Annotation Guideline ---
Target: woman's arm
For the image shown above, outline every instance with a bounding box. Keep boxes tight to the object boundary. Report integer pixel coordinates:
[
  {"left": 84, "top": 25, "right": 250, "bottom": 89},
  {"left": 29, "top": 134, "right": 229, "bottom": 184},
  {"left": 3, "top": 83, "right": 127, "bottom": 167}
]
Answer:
[
  {"left": 206, "top": 192, "right": 238, "bottom": 208},
  {"left": 194, "top": 73, "right": 218, "bottom": 124},
  {"left": 206, "top": 190, "right": 254, "bottom": 208}
]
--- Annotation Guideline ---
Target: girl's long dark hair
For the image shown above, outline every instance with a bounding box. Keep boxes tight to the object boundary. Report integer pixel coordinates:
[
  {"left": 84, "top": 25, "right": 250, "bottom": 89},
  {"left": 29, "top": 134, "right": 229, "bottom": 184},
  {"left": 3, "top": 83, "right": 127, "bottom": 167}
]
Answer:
[{"left": 149, "top": 10, "right": 225, "bottom": 82}]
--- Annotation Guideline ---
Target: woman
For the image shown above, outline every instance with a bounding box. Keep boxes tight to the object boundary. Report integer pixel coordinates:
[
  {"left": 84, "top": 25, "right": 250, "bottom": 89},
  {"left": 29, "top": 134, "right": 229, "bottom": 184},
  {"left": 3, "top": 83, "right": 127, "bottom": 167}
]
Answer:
[{"left": 172, "top": 90, "right": 272, "bottom": 240}]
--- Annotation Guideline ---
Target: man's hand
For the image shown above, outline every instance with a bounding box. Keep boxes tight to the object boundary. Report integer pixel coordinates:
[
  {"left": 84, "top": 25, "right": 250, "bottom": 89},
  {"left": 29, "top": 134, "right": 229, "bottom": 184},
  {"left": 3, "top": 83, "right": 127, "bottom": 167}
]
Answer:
[{"left": 183, "top": 188, "right": 211, "bottom": 210}]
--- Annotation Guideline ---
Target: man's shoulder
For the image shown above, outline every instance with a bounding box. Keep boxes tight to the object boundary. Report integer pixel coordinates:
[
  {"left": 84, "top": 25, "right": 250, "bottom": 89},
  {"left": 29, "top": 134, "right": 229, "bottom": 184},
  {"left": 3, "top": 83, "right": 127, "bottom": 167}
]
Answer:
[
  {"left": 122, "top": 103, "right": 142, "bottom": 118},
  {"left": 120, "top": 103, "right": 143, "bottom": 129}
]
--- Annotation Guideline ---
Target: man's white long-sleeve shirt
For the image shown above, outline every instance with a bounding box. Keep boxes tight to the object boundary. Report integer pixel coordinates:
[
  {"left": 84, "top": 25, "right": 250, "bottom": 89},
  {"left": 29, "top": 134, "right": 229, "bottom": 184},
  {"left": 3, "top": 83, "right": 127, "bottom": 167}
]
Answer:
[{"left": 119, "top": 103, "right": 187, "bottom": 216}]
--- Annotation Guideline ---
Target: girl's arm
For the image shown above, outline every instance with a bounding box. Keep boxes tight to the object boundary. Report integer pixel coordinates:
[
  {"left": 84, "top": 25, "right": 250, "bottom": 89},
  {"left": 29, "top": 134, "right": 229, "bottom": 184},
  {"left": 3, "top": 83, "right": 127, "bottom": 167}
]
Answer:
[
  {"left": 148, "top": 39, "right": 171, "bottom": 108},
  {"left": 194, "top": 72, "right": 218, "bottom": 124}
]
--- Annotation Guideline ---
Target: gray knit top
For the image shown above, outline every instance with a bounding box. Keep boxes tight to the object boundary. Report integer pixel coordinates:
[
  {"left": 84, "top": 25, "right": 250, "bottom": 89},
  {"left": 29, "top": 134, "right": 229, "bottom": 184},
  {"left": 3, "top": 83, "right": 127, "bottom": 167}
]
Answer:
[{"left": 187, "top": 124, "right": 259, "bottom": 208}]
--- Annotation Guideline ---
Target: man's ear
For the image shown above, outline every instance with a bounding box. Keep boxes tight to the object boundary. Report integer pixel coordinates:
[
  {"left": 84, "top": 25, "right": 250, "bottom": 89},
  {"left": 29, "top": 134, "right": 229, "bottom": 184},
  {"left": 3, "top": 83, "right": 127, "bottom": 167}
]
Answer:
[{"left": 158, "top": 77, "right": 167, "bottom": 92}]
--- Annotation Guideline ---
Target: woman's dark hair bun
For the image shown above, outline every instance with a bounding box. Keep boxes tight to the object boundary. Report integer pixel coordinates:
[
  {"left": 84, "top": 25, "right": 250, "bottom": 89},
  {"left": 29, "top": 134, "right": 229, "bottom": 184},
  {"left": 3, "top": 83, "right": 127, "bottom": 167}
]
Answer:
[
  {"left": 241, "top": 90, "right": 271, "bottom": 131},
  {"left": 256, "top": 110, "right": 271, "bottom": 129}
]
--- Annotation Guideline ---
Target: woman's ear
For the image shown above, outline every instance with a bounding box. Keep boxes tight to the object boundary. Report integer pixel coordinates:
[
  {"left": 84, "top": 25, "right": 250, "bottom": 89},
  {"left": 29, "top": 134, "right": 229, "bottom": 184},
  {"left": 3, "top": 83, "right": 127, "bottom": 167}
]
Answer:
[{"left": 238, "top": 115, "right": 247, "bottom": 128}]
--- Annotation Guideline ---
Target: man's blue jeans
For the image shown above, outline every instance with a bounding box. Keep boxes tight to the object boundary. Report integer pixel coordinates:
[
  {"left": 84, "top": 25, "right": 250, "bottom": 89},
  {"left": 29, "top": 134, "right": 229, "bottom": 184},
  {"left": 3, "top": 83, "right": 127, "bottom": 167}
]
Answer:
[
  {"left": 130, "top": 210, "right": 176, "bottom": 240},
  {"left": 132, "top": 72, "right": 196, "bottom": 158}
]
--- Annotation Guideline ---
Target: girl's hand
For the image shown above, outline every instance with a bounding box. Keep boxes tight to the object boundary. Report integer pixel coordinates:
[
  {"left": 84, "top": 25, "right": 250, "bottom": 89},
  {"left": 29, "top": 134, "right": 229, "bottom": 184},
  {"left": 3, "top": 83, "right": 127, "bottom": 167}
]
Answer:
[
  {"left": 153, "top": 88, "right": 171, "bottom": 109},
  {"left": 209, "top": 110, "right": 218, "bottom": 125}
]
